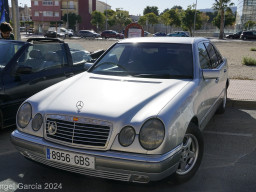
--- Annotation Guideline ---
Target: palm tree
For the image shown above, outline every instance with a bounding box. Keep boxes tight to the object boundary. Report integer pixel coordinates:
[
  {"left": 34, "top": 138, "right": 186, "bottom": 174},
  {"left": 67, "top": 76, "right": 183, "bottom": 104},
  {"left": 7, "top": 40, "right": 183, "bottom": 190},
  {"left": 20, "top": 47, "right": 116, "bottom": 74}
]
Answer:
[{"left": 212, "top": 0, "right": 234, "bottom": 39}]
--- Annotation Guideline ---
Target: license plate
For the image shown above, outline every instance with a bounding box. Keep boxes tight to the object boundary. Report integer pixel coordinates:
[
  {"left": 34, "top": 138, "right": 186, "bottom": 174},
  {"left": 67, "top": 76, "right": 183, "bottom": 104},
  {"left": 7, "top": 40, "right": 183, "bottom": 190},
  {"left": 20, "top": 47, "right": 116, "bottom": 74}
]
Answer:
[{"left": 46, "top": 148, "right": 95, "bottom": 169}]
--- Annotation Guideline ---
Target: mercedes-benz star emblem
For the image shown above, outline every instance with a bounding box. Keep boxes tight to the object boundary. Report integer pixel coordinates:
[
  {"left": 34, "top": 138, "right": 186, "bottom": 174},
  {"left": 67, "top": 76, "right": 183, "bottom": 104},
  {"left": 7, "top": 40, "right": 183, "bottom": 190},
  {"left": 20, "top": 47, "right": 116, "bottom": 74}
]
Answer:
[
  {"left": 76, "top": 101, "right": 84, "bottom": 112},
  {"left": 48, "top": 122, "right": 57, "bottom": 135}
]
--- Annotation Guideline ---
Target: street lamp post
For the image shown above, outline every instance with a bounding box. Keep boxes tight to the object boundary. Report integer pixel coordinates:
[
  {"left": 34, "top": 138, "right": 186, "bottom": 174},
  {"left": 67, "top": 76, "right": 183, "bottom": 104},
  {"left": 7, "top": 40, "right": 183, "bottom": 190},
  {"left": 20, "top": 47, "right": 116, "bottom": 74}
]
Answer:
[
  {"left": 105, "top": 0, "right": 108, "bottom": 30},
  {"left": 66, "top": 1, "right": 69, "bottom": 29},
  {"left": 11, "top": 0, "right": 21, "bottom": 40},
  {"left": 193, "top": 0, "right": 198, "bottom": 37}
]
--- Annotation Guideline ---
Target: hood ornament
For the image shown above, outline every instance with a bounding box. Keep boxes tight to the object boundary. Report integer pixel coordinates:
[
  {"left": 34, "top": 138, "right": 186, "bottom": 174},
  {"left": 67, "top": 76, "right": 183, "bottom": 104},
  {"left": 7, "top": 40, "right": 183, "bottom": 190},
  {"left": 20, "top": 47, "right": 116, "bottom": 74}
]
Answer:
[
  {"left": 76, "top": 101, "right": 84, "bottom": 112},
  {"left": 48, "top": 122, "right": 57, "bottom": 135}
]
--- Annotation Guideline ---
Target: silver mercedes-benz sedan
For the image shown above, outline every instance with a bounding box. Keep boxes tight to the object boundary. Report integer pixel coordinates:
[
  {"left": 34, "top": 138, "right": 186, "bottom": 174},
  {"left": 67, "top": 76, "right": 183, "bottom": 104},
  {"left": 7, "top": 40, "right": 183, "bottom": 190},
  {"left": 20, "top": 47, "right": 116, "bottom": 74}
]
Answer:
[{"left": 11, "top": 37, "right": 229, "bottom": 184}]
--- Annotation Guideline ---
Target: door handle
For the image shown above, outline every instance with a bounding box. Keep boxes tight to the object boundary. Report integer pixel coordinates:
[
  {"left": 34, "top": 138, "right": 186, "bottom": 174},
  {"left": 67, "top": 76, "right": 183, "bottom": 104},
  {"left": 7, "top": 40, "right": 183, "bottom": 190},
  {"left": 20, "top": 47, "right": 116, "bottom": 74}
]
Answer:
[
  {"left": 215, "top": 78, "right": 219, "bottom": 83},
  {"left": 224, "top": 69, "right": 227, "bottom": 73}
]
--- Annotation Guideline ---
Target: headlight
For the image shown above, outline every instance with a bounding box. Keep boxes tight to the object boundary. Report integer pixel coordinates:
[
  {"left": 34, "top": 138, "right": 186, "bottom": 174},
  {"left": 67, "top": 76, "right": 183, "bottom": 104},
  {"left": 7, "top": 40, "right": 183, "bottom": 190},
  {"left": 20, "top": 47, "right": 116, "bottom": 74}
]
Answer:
[
  {"left": 32, "top": 113, "right": 43, "bottom": 131},
  {"left": 17, "top": 103, "right": 32, "bottom": 128},
  {"left": 119, "top": 126, "right": 136, "bottom": 147},
  {"left": 139, "top": 119, "right": 165, "bottom": 150}
]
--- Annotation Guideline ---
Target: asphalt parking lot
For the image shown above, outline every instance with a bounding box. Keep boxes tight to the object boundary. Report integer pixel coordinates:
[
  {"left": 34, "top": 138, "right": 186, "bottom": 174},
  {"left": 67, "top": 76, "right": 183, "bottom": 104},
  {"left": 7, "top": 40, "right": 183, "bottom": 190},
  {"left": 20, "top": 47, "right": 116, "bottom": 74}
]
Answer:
[{"left": 0, "top": 101, "right": 256, "bottom": 192}]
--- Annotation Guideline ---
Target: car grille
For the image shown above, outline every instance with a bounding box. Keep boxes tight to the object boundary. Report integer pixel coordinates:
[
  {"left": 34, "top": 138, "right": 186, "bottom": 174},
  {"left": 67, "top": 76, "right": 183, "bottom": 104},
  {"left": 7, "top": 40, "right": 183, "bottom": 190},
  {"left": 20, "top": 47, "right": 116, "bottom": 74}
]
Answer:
[{"left": 45, "top": 115, "right": 112, "bottom": 149}]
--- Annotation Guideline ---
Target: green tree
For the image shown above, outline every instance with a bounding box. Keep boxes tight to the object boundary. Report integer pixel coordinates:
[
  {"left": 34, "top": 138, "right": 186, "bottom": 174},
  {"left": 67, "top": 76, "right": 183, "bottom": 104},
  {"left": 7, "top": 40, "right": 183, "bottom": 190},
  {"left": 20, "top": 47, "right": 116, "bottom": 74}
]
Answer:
[
  {"left": 181, "top": 8, "right": 202, "bottom": 36},
  {"left": 212, "top": 8, "right": 235, "bottom": 29},
  {"left": 91, "top": 11, "right": 106, "bottom": 31},
  {"left": 138, "top": 15, "right": 147, "bottom": 26},
  {"left": 212, "top": 0, "right": 234, "bottom": 39},
  {"left": 104, "top": 9, "right": 115, "bottom": 17},
  {"left": 200, "top": 12, "right": 210, "bottom": 29},
  {"left": 160, "top": 8, "right": 170, "bottom": 15},
  {"left": 159, "top": 12, "right": 170, "bottom": 33},
  {"left": 62, "top": 13, "right": 81, "bottom": 30},
  {"left": 171, "top": 5, "right": 183, "bottom": 10},
  {"left": 168, "top": 9, "right": 181, "bottom": 27},
  {"left": 244, "top": 20, "right": 256, "bottom": 30},
  {"left": 143, "top": 6, "right": 159, "bottom": 16},
  {"left": 113, "top": 10, "right": 132, "bottom": 31},
  {"left": 103, "top": 10, "right": 116, "bottom": 27},
  {"left": 144, "top": 13, "right": 159, "bottom": 26},
  {"left": 206, "top": 11, "right": 218, "bottom": 23}
]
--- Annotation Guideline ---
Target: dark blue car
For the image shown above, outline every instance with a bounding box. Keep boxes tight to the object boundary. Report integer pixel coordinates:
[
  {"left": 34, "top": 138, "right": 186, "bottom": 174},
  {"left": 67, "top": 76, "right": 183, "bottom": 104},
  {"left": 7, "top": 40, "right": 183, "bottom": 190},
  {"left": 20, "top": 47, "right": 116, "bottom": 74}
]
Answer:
[
  {"left": 0, "top": 38, "right": 102, "bottom": 130},
  {"left": 153, "top": 32, "right": 166, "bottom": 37}
]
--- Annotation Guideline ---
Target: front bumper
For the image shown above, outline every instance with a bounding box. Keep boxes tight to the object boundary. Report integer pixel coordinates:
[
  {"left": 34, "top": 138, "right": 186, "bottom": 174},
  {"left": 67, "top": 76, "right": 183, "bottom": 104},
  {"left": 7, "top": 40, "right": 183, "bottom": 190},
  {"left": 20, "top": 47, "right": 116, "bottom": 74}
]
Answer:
[{"left": 11, "top": 130, "right": 181, "bottom": 183}]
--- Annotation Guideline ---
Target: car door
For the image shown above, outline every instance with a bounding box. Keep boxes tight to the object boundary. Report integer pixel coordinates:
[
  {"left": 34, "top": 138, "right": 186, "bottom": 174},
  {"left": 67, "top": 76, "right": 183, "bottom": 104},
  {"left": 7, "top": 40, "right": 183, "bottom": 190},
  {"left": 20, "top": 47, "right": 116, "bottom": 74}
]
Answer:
[
  {"left": 197, "top": 42, "right": 214, "bottom": 125},
  {"left": 204, "top": 42, "right": 226, "bottom": 111},
  {"left": 2, "top": 42, "right": 71, "bottom": 119}
]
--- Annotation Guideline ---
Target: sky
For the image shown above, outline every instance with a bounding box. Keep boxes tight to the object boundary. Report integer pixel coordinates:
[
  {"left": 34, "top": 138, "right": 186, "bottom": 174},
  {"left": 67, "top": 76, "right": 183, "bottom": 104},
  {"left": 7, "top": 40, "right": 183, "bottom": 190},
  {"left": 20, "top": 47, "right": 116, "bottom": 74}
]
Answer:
[{"left": 11, "top": 0, "right": 239, "bottom": 15}]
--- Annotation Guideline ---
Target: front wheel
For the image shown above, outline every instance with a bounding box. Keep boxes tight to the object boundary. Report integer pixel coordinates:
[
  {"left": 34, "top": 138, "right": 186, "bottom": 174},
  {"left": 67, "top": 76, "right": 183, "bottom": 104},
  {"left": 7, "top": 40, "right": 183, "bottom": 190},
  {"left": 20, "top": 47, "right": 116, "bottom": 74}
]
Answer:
[{"left": 173, "top": 123, "right": 204, "bottom": 183}]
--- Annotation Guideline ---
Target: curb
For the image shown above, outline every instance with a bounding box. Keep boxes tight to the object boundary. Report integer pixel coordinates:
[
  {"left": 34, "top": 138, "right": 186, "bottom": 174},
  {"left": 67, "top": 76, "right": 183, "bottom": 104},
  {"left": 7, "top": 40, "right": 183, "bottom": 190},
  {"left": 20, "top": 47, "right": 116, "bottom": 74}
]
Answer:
[{"left": 227, "top": 99, "right": 256, "bottom": 109}]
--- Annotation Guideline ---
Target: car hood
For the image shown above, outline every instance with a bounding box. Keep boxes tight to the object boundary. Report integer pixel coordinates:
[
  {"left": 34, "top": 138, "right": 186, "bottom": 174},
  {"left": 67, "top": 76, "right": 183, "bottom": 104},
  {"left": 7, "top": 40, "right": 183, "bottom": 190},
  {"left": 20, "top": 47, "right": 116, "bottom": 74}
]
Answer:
[{"left": 30, "top": 72, "right": 190, "bottom": 124}]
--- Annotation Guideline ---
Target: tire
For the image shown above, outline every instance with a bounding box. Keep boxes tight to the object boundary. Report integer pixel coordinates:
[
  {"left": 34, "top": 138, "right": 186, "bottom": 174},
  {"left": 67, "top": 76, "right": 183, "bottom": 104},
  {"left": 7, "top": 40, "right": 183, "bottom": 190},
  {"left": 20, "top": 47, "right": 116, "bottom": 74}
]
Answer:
[
  {"left": 173, "top": 123, "right": 204, "bottom": 184},
  {"left": 216, "top": 87, "right": 227, "bottom": 114}
]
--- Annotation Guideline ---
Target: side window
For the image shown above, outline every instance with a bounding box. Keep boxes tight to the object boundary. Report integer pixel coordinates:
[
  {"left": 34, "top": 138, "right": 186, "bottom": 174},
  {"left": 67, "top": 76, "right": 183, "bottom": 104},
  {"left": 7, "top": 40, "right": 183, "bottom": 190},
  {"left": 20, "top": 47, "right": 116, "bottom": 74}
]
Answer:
[
  {"left": 214, "top": 46, "right": 223, "bottom": 64},
  {"left": 204, "top": 42, "right": 219, "bottom": 69},
  {"left": 17, "top": 43, "right": 68, "bottom": 73},
  {"left": 198, "top": 42, "right": 211, "bottom": 69}
]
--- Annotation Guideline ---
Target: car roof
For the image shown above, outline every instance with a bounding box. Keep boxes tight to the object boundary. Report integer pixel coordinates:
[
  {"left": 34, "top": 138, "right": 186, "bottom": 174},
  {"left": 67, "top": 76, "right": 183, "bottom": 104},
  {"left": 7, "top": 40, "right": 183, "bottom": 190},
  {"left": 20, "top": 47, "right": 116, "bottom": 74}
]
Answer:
[{"left": 118, "top": 37, "right": 208, "bottom": 44}]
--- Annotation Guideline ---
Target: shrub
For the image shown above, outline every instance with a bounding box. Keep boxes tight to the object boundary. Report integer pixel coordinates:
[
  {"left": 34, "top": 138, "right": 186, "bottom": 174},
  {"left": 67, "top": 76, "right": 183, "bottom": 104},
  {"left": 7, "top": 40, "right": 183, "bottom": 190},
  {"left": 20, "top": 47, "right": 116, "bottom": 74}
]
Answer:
[
  {"left": 250, "top": 48, "right": 256, "bottom": 51},
  {"left": 242, "top": 56, "right": 256, "bottom": 66}
]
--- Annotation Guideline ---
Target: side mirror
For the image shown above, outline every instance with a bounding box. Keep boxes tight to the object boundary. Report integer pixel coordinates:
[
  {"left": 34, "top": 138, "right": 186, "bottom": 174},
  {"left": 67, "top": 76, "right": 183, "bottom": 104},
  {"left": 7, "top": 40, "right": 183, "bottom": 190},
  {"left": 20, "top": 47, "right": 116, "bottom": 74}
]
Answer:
[
  {"left": 16, "top": 66, "right": 33, "bottom": 74},
  {"left": 202, "top": 69, "right": 220, "bottom": 79}
]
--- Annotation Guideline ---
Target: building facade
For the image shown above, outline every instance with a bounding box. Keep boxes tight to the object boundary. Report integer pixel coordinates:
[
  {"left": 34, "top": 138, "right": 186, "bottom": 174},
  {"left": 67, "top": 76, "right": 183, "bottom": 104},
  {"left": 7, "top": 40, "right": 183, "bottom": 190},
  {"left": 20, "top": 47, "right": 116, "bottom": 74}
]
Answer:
[
  {"left": 31, "top": 0, "right": 96, "bottom": 33},
  {"left": 96, "top": 1, "right": 111, "bottom": 13},
  {"left": 236, "top": 0, "right": 256, "bottom": 30}
]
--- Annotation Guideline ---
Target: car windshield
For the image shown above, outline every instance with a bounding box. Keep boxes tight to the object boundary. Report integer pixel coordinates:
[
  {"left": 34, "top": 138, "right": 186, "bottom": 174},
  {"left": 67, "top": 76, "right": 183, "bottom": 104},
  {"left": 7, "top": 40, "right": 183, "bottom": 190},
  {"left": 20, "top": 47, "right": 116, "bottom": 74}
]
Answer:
[
  {"left": 68, "top": 43, "right": 93, "bottom": 64},
  {"left": 0, "top": 41, "right": 24, "bottom": 69},
  {"left": 90, "top": 43, "right": 193, "bottom": 79}
]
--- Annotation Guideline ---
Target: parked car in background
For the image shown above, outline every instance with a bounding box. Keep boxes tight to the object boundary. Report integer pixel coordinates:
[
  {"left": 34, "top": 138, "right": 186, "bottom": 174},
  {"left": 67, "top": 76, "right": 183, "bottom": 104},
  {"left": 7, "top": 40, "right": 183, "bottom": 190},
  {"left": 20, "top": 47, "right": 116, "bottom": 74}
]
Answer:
[
  {"left": 167, "top": 31, "right": 189, "bottom": 37},
  {"left": 226, "top": 31, "right": 242, "bottom": 39},
  {"left": 0, "top": 38, "right": 103, "bottom": 131},
  {"left": 144, "top": 31, "right": 151, "bottom": 37},
  {"left": 101, "top": 30, "right": 124, "bottom": 39},
  {"left": 153, "top": 32, "right": 166, "bottom": 37},
  {"left": 240, "top": 31, "right": 256, "bottom": 40},
  {"left": 12, "top": 37, "right": 229, "bottom": 184},
  {"left": 44, "top": 31, "right": 65, "bottom": 38},
  {"left": 78, "top": 30, "right": 101, "bottom": 38},
  {"left": 48, "top": 27, "right": 73, "bottom": 38},
  {"left": 67, "top": 29, "right": 74, "bottom": 37},
  {"left": 44, "top": 31, "right": 57, "bottom": 38},
  {"left": 28, "top": 28, "right": 34, "bottom": 34}
]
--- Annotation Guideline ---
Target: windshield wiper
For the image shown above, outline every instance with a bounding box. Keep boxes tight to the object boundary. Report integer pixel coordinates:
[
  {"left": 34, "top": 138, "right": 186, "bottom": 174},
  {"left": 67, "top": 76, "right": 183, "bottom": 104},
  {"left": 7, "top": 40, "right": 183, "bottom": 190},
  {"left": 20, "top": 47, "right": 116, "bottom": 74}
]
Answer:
[{"left": 132, "top": 74, "right": 193, "bottom": 79}]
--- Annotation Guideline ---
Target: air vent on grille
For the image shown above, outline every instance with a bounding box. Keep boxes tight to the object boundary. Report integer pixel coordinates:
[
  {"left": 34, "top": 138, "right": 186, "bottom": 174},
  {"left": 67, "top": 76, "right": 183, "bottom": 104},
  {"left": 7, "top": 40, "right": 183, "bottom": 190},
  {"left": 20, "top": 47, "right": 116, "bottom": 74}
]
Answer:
[{"left": 46, "top": 117, "right": 111, "bottom": 148}]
